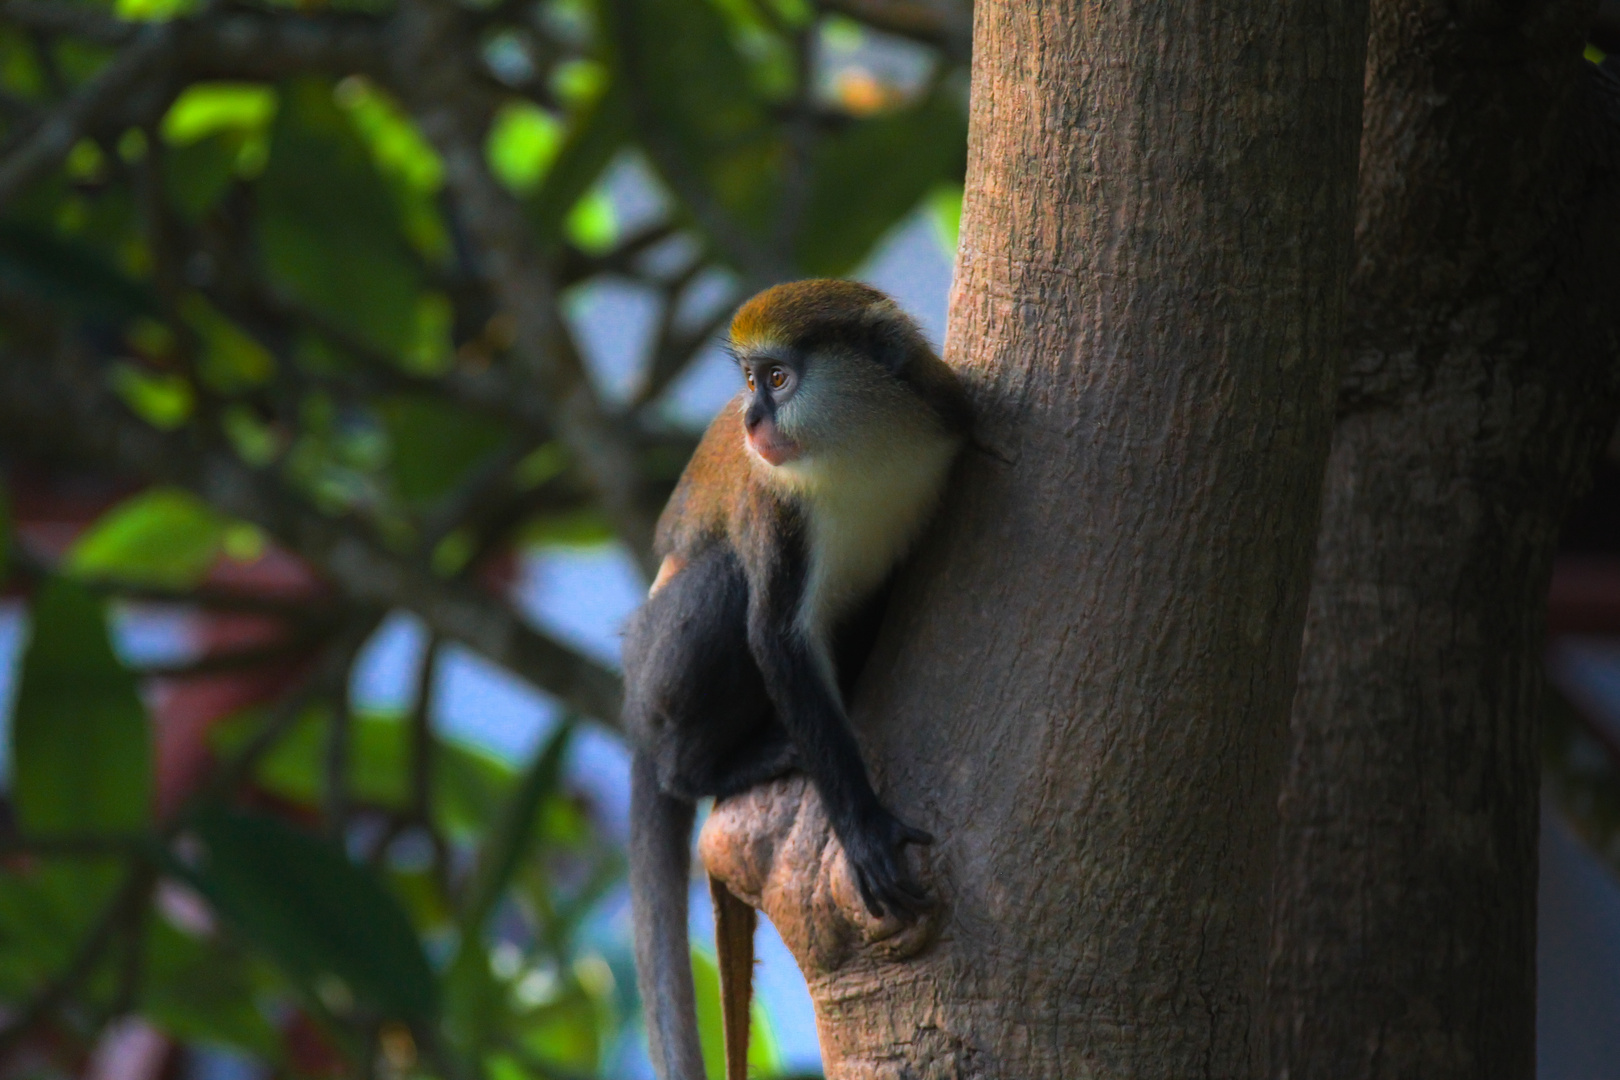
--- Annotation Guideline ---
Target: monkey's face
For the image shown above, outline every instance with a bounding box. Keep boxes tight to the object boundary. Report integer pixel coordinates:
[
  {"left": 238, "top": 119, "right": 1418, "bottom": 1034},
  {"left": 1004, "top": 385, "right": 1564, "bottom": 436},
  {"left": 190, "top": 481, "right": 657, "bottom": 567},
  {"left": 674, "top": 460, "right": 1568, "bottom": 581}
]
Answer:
[{"left": 738, "top": 352, "right": 804, "bottom": 466}]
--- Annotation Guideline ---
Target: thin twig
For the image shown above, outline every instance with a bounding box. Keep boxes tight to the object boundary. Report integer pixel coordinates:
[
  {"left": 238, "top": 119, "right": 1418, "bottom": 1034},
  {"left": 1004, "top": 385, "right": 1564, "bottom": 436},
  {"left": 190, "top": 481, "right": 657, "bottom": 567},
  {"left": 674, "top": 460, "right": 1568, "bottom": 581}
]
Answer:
[
  {"left": 409, "top": 634, "right": 442, "bottom": 825},
  {"left": 388, "top": 0, "right": 659, "bottom": 572},
  {"left": 0, "top": 23, "right": 174, "bottom": 211},
  {"left": 195, "top": 615, "right": 382, "bottom": 809},
  {"left": 137, "top": 635, "right": 329, "bottom": 679},
  {"left": 323, "top": 672, "right": 355, "bottom": 838},
  {"left": 0, "top": 862, "right": 154, "bottom": 1060},
  {"left": 817, "top": 0, "right": 973, "bottom": 60},
  {"left": 0, "top": 346, "right": 624, "bottom": 724},
  {"left": 0, "top": 0, "right": 134, "bottom": 44}
]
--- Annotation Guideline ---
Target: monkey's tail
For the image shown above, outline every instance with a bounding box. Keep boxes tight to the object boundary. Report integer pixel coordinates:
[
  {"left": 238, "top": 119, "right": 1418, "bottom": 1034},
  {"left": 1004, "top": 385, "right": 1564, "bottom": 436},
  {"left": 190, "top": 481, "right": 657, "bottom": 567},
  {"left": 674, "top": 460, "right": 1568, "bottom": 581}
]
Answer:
[
  {"left": 710, "top": 874, "right": 756, "bottom": 1080},
  {"left": 630, "top": 752, "right": 705, "bottom": 1080}
]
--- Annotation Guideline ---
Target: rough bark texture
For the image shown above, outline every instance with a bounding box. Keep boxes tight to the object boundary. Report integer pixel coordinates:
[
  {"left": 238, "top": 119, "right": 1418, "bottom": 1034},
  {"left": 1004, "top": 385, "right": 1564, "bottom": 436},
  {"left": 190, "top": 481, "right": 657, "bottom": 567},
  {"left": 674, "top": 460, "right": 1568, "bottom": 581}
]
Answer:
[
  {"left": 700, "top": 2, "right": 1369, "bottom": 1076},
  {"left": 1266, "top": 2, "right": 1620, "bottom": 1077}
]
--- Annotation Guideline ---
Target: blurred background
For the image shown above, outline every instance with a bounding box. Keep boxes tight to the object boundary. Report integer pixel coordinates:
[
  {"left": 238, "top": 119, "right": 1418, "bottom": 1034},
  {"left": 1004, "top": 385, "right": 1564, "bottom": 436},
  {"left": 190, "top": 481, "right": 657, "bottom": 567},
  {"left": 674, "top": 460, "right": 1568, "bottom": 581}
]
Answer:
[{"left": 0, "top": 1, "right": 1617, "bottom": 1078}]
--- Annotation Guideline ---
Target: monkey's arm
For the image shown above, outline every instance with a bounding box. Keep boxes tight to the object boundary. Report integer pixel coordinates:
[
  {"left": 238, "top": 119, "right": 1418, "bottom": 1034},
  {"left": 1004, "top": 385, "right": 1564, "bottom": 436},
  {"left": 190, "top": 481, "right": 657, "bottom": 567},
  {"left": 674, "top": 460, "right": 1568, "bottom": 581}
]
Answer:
[{"left": 744, "top": 548, "right": 932, "bottom": 917}]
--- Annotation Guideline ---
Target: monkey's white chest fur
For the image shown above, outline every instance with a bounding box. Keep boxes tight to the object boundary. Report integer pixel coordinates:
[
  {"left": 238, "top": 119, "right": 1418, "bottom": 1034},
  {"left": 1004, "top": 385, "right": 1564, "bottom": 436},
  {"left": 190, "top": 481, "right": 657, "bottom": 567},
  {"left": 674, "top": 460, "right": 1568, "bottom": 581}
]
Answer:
[{"left": 784, "top": 428, "right": 959, "bottom": 642}]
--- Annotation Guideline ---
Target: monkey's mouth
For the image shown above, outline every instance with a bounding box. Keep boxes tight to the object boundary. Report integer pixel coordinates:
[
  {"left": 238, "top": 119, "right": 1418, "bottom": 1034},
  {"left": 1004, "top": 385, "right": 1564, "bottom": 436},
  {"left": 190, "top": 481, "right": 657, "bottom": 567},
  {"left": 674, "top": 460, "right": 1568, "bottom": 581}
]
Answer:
[{"left": 746, "top": 420, "right": 802, "bottom": 466}]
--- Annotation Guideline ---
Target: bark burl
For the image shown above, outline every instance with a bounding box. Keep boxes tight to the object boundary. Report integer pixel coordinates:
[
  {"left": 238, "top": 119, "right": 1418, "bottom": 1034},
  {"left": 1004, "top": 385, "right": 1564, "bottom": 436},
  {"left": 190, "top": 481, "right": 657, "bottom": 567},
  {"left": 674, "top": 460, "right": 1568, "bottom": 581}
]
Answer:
[{"left": 703, "top": 2, "right": 1369, "bottom": 1076}]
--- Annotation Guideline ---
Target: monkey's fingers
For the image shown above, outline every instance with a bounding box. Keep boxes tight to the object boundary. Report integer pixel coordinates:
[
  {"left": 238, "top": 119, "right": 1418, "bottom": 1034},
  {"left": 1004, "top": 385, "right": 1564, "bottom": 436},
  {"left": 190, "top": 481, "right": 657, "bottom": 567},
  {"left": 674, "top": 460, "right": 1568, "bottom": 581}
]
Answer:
[{"left": 854, "top": 852, "right": 935, "bottom": 920}]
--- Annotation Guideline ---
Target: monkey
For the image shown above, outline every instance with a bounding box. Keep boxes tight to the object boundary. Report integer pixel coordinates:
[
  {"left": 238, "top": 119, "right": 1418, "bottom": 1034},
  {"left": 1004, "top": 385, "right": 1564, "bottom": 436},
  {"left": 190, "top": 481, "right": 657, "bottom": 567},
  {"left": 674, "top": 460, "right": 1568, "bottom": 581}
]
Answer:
[{"left": 622, "top": 279, "right": 971, "bottom": 1080}]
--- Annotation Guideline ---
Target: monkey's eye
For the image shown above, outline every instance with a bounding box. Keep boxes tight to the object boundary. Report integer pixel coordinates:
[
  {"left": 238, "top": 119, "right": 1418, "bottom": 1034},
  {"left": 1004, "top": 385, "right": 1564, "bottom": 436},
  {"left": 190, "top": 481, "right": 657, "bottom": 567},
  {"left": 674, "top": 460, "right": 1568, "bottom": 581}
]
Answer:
[
  {"left": 744, "top": 370, "right": 756, "bottom": 391},
  {"left": 768, "top": 367, "right": 788, "bottom": 390}
]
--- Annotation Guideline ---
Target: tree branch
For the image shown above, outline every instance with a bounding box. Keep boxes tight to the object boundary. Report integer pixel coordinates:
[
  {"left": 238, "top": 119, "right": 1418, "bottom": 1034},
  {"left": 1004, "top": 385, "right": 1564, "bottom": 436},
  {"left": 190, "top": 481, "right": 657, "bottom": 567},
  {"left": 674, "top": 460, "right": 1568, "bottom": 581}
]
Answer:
[
  {"left": 387, "top": 0, "right": 659, "bottom": 574},
  {"left": 818, "top": 0, "right": 972, "bottom": 61},
  {"left": 0, "top": 22, "right": 174, "bottom": 211},
  {"left": 0, "top": 862, "right": 153, "bottom": 1060},
  {"left": 0, "top": 346, "right": 624, "bottom": 727}
]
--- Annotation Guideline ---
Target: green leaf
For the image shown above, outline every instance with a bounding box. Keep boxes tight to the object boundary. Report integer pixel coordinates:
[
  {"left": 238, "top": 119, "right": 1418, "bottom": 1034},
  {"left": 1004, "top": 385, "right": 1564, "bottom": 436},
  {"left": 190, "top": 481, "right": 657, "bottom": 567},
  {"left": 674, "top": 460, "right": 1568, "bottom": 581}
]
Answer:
[
  {"left": 609, "top": 0, "right": 781, "bottom": 233},
  {"left": 794, "top": 92, "right": 968, "bottom": 276},
  {"left": 209, "top": 707, "right": 521, "bottom": 840},
  {"left": 141, "top": 917, "right": 282, "bottom": 1056},
  {"left": 181, "top": 294, "right": 276, "bottom": 391},
  {"left": 258, "top": 78, "right": 422, "bottom": 355},
  {"left": 379, "top": 395, "right": 512, "bottom": 507},
  {"left": 162, "top": 84, "right": 278, "bottom": 147},
  {"left": 528, "top": 81, "right": 631, "bottom": 251},
  {"left": 0, "top": 861, "right": 124, "bottom": 998},
  {"left": 0, "top": 221, "right": 156, "bottom": 320},
  {"left": 678, "top": 947, "right": 783, "bottom": 1080},
  {"left": 67, "top": 487, "right": 226, "bottom": 589},
  {"left": 489, "top": 102, "right": 565, "bottom": 195},
  {"left": 188, "top": 808, "right": 440, "bottom": 1024},
  {"left": 928, "top": 181, "right": 963, "bottom": 256},
  {"left": 459, "top": 720, "right": 575, "bottom": 939},
  {"left": 334, "top": 78, "right": 448, "bottom": 262},
  {"left": 690, "top": 948, "right": 726, "bottom": 1080},
  {"left": 162, "top": 134, "right": 246, "bottom": 223},
  {"left": 512, "top": 986, "right": 601, "bottom": 1072},
  {"left": 442, "top": 944, "right": 508, "bottom": 1056},
  {"left": 109, "top": 363, "right": 196, "bottom": 430},
  {"left": 11, "top": 578, "right": 151, "bottom": 835}
]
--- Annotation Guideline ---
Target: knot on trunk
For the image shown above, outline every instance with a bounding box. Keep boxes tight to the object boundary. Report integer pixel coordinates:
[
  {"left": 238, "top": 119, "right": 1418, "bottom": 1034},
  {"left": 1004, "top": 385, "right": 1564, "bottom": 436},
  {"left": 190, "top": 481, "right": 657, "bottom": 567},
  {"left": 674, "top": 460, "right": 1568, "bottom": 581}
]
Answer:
[{"left": 698, "top": 775, "right": 941, "bottom": 977}]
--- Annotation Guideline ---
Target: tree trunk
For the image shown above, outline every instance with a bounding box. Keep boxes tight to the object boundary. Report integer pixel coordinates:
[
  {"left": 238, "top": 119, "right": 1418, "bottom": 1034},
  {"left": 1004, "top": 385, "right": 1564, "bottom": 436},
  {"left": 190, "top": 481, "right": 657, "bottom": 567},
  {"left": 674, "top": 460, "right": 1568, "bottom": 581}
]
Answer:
[
  {"left": 700, "top": 1, "right": 1369, "bottom": 1076},
  {"left": 1266, "top": 2, "right": 1620, "bottom": 1076}
]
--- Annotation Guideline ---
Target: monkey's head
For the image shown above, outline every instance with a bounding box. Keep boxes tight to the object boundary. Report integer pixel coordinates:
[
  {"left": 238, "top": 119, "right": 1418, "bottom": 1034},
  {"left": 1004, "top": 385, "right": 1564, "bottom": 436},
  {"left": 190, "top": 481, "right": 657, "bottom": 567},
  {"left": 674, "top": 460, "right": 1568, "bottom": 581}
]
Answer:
[{"left": 728, "top": 279, "right": 942, "bottom": 474}]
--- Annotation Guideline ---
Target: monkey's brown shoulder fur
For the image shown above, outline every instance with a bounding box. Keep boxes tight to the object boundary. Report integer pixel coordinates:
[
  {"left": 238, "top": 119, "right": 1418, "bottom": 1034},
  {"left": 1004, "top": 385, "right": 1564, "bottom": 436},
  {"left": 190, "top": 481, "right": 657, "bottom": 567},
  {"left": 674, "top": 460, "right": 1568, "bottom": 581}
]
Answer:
[{"left": 655, "top": 396, "right": 784, "bottom": 569}]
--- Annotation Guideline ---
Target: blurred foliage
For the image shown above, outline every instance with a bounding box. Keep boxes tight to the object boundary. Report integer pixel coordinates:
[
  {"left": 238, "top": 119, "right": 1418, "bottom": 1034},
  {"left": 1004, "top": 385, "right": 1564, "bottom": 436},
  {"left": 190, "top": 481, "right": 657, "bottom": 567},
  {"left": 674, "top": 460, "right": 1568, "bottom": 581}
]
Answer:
[{"left": 0, "top": 0, "right": 967, "bottom": 1077}]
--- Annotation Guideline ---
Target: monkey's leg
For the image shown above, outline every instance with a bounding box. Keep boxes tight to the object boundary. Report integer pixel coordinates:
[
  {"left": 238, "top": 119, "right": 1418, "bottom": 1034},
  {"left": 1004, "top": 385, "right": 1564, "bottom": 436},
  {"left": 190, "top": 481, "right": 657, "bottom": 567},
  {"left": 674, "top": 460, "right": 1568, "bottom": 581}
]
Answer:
[
  {"left": 709, "top": 873, "right": 756, "bottom": 1080},
  {"left": 708, "top": 731, "right": 798, "bottom": 801}
]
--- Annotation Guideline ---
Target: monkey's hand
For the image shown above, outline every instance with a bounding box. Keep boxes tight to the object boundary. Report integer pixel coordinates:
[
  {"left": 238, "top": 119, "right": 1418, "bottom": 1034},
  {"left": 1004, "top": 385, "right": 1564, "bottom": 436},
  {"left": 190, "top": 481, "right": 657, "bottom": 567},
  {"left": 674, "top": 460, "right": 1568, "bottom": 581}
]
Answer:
[{"left": 844, "top": 809, "right": 935, "bottom": 920}]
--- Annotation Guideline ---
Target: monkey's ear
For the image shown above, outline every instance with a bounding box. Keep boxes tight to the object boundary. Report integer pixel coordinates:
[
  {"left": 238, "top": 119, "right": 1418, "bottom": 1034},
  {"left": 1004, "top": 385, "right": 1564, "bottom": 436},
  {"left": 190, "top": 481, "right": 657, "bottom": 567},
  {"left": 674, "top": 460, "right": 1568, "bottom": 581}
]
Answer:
[{"left": 860, "top": 300, "right": 924, "bottom": 376}]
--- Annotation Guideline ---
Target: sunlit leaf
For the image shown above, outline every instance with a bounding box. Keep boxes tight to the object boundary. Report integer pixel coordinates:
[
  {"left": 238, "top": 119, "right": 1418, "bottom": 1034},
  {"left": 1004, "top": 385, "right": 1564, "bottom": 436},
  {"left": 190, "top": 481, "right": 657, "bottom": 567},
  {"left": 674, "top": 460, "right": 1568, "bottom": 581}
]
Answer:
[
  {"left": 334, "top": 77, "right": 448, "bottom": 261},
  {"left": 187, "top": 809, "right": 440, "bottom": 1024},
  {"left": 11, "top": 577, "right": 150, "bottom": 834},
  {"left": 163, "top": 84, "right": 277, "bottom": 146},
  {"left": 110, "top": 363, "right": 196, "bottom": 430},
  {"left": 118, "top": 0, "right": 202, "bottom": 20},
  {"left": 529, "top": 81, "right": 631, "bottom": 251},
  {"left": 489, "top": 102, "right": 564, "bottom": 195},
  {"left": 68, "top": 487, "right": 226, "bottom": 589},
  {"left": 691, "top": 948, "right": 726, "bottom": 1080},
  {"left": 513, "top": 985, "right": 601, "bottom": 1072},
  {"left": 928, "top": 181, "right": 964, "bottom": 256},
  {"left": 443, "top": 944, "right": 508, "bottom": 1056}
]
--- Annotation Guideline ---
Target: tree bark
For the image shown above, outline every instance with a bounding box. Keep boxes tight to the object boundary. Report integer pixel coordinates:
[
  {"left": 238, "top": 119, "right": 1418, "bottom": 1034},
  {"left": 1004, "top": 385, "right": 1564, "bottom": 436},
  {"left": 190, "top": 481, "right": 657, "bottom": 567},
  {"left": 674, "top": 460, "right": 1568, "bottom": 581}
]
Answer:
[
  {"left": 701, "top": 1, "right": 1369, "bottom": 1076},
  {"left": 1266, "top": 2, "right": 1620, "bottom": 1077}
]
